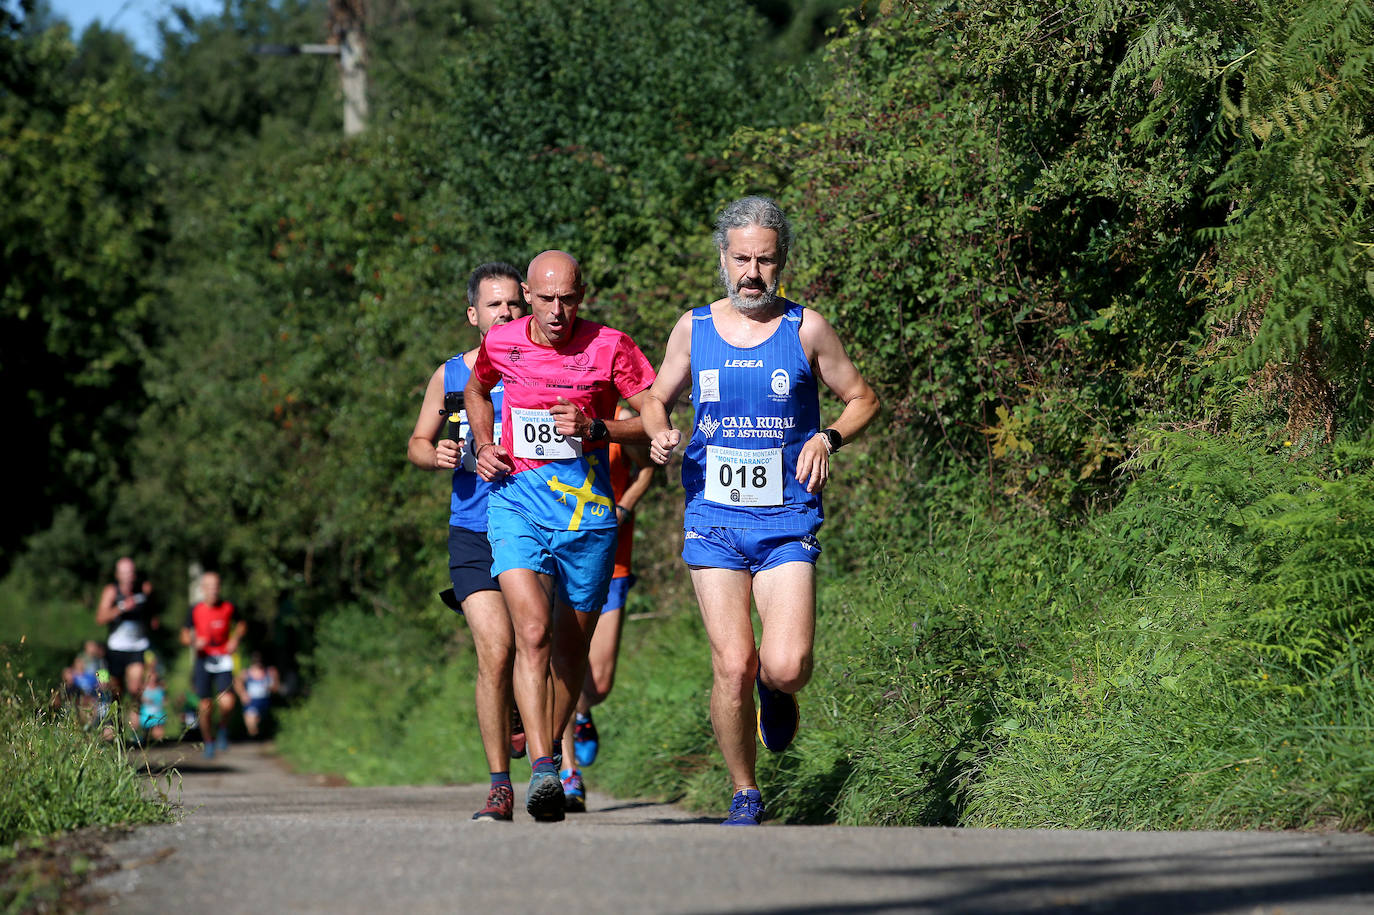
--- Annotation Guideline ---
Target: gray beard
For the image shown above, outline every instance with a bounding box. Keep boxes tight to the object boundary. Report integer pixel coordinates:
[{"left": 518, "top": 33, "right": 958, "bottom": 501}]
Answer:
[{"left": 721, "top": 266, "right": 780, "bottom": 315}]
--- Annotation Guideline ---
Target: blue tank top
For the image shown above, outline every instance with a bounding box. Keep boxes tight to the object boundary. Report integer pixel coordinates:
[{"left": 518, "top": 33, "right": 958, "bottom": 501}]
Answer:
[
  {"left": 443, "top": 355, "right": 505, "bottom": 531},
  {"left": 683, "top": 301, "right": 823, "bottom": 530}
]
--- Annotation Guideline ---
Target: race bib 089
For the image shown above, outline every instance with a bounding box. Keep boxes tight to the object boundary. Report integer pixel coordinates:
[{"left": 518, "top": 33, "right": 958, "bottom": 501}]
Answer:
[
  {"left": 511, "top": 407, "right": 581, "bottom": 460},
  {"left": 704, "top": 446, "right": 783, "bottom": 506}
]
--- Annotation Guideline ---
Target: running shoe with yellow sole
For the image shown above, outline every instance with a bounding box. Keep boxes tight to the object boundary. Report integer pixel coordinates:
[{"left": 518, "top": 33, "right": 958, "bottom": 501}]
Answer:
[
  {"left": 561, "top": 769, "right": 586, "bottom": 813},
  {"left": 755, "top": 673, "right": 798, "bottom": 752}
]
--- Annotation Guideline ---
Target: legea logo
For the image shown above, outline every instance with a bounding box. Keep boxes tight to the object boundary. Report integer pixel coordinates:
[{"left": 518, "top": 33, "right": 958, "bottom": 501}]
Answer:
[{"left": 771, "top": 369, "right": 790, "bottom": 397}]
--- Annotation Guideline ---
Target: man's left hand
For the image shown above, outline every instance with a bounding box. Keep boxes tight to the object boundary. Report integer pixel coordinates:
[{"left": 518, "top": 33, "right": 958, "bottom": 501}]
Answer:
[
  {"left": 551, "top": 396, "right": 590, "bottom": 438},
  {"left": 796, "top": 434, "right": 831, "bottom": 493}
]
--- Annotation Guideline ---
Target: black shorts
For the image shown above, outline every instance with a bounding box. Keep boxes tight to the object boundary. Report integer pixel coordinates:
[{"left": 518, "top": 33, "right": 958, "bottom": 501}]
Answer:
[
  {"left": 448, "top": 525, "right": 499, "bottom": 607},
  {"left": 192, "top": 656, "right": 235, "bottom": 699},
  {"left": 106, "top": 648, "right": 146, "bottom": 681}
]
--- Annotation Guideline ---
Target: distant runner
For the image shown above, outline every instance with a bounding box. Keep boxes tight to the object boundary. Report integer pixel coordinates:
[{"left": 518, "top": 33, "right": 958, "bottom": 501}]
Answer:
[
  {"left": 181, "top": 571, "right": 245, "bottom": 758},
  {"left": 139, "top": 668, "right": 168, "bottom": 743},
  {"left": 95, "top": 557, "right": 157, "bottom": 736},
  {"left": 562, "top": 405, "right": 656, "bottom": 770},
  {"left": 466, "top": 250, "right": 655, "bottom": 821},
  {"left": 407, "top": 261, "right": 525, "bottom": 821},
  {"left": 235, "top": 652, "right": 279, "bottom": 739},
  {"left": 643, "top": 196, "right": 878, "bottom": 825}
]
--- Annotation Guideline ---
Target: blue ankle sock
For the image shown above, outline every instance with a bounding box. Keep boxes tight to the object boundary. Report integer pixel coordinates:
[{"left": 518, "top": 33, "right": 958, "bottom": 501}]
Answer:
[
  {"left": 490, "top": 771, "right": 511, "bottom": 787},
  {"left": 532, "top": 755, "right": 556, "bottom": 775}
]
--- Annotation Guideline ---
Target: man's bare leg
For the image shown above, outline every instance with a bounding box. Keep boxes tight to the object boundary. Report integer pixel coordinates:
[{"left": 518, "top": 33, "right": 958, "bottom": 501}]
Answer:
[
  {"left": 551, "top": 603, "right": 597, "bottom": 742},
  {"left": 197, "top": 697, "right": 214, "bottom": 751},
  {"left": 583, "top": 606, "right": 624, "bottom": 706},
  {"left": 689, "top": 567, "right": 759, "bottom": 793},
  {"left": 752, "top": 562, "right": 816, "bottom": 694},
  {"left": 496, "top": 568, "right": 557, "bottom": 762},
  {"left": 561, "top": 605, "right": 623, "bottom": 752},
  {"left": 216, "top": 689, "right": 235, "bottom": 746},
  {"left": 551, "top": 602, "right": 598, "bottom": 810},
  {"left": 461, "top": 589, "right": 516, "bottom": 773}
]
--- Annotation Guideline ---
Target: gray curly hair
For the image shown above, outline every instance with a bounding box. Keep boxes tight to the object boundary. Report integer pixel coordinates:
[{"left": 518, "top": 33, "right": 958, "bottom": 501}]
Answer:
[{"left": 712, "top": 196, "right": 793, "bottom": 267}]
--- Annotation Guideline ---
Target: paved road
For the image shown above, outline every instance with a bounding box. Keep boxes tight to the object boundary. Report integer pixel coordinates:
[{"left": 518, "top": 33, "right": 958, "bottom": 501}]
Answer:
[{"left": 88, "top": 742, "right": 1374, "bottom": 913}]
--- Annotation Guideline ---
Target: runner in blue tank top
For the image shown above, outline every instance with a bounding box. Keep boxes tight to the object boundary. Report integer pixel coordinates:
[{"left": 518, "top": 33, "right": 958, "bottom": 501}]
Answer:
[
  {"left": 643, "top": 197, "right": 879, "bottom": 826},
  {"left": 407, "top": 262, "right": 525, "bottom": 822}
]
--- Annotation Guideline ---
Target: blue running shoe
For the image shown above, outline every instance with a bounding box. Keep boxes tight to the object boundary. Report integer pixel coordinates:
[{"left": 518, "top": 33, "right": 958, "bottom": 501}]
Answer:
[
  {"left": 755, "top": 674, "right": 798, "bottom": 752},
  {"left": 215, "top": 727, "right": 229, "bottom": 752},
  {"left": 574, "top": 713, "right": 599, "bottom": 767},
  {"left": 721, "top": 788, "right": 764, "bottom": 826},
  {"left": 526, "top": 771, "right": 566, "bottom": 822},
  {"left": 561, "top": 769, "right": 586, "bottom": 813}
]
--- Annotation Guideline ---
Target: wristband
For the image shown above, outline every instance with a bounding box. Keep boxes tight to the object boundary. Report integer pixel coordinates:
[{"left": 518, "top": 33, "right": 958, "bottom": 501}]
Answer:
[
  {"left": 820, "top": 428, "right": 843, "bottom": 454},
  {"left": 475, "top": 441, "right": 496, "bottom": 456}
]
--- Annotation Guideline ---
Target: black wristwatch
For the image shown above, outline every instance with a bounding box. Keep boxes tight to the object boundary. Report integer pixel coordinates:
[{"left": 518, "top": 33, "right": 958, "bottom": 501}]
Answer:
[
  {"left": 587, "top": 418, "right": 609, "bottom": 442},
  {"left": 820, "top": 428, "right": 843, "bottom": 453}
]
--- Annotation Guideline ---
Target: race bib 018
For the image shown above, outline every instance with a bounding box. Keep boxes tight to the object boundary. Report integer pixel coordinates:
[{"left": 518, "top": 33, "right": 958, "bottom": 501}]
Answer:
[{"left": 704, "top": 446, "right": 783, "bottom": 506}]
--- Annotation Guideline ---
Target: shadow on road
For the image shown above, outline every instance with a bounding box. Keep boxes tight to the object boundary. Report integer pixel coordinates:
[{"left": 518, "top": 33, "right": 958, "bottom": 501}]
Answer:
[
  {"left": 132, "top": 751, "right": 234, "bottom": 777},
  {"left": 700, "top": 839, "right": 1374, "bottom": 914}
]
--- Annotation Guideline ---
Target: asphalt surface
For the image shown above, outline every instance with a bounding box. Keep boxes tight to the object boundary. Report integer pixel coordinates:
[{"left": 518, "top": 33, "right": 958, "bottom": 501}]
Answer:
[{"left": 87, "top": 741, "right": 1374, "bottom": 914}]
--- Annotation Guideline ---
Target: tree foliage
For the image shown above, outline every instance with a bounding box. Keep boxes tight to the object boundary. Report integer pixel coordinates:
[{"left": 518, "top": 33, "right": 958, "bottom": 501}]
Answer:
[
  {"left": 95, "top": 0, "right": 798, "bottom": 627},
  {"left": 0, "top": 11, "right": 162, "bottom": 568}
]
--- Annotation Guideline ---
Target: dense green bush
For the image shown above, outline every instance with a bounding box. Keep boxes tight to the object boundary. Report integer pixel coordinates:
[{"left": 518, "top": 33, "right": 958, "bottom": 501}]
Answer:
[{"left": 274, "top": 607, "right": 490, "bottom": 784}]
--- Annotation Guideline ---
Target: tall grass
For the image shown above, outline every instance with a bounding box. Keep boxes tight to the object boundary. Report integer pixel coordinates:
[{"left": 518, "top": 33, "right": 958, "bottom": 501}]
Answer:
[
  {"left": 584, "top": 436, "right": 1374, "bottom": 828},
  {"left": 0, "top": 643, "right": 174, "bottom": 845},
  {"left": 277, "top": 436, "right": 1374, "bottom": 829},
  {"left": 274, "top": 607, "right": 493, "bottom": 784}
]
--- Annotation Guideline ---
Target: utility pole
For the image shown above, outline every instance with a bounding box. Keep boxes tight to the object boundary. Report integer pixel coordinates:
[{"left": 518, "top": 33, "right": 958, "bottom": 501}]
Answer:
[
  {"left": 332, "top": 0, "right": 368, "bottom": 137},
  {"left": 251, "top": 1, "right": 368, "bottom": 137}
]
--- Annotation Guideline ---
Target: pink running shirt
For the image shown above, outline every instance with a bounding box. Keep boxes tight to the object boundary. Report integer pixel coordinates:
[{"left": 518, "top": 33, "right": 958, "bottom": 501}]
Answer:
[{"left": 472, "top": 316, "right": 655, "bottom": 531}]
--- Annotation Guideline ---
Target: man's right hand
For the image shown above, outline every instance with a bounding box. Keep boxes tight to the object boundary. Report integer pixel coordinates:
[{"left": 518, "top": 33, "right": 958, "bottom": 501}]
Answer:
[
  {"left": 434, "top": 438, "right": 461, "bottom": 470},
  {"left": 474, "top": 442, "right": 514, "bottom": 482},
  {"left": 649, "top": 429, "right": 681, "bottom": 466}
]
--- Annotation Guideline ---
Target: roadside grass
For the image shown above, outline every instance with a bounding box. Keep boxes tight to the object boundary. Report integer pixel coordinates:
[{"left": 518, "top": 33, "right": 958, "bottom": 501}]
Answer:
[
  {"left": 0, "top": 643, "right": 174, "bottom": 849},
  {"left": 276, "top": 435, "right": 1374, "bottom": 830},
  {"left": 274, "top": 607, "right": 492, "bottom": 785},
  {"left": 593, "top": 436, "right": 1374, "bottom": 828}
]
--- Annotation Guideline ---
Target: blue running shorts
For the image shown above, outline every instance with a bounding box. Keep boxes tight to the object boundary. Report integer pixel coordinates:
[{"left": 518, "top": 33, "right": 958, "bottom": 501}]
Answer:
[
  {"left": 600, "top": 574, "right": 636, "bottom": 614},
  {"left": 448, "top": 526, "right": 500, "bottom": 604},
  {"left": 488, "top": 510, "right": 617, "bottom": 615},
  {"left": 682, "top": 525, "right": 822, "bottom": 574}
]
